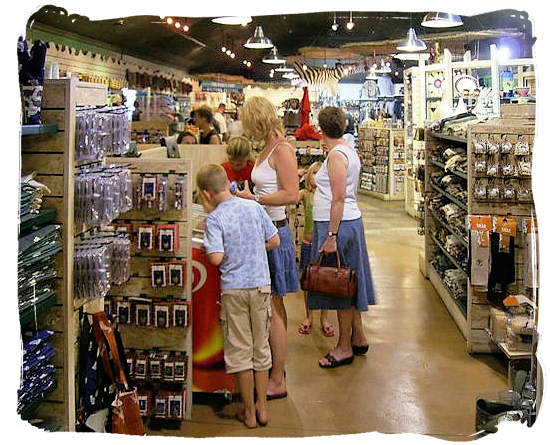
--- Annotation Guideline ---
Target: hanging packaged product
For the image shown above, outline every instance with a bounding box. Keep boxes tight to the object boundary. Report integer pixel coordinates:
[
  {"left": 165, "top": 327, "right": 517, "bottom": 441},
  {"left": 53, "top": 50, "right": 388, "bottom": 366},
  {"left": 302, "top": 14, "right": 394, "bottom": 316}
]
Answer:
[
  {"left": 469, "top": 215, "right": 493, "bottom": 288},
  {"left": 157, "top": 224, "right": 179, "bottom": 252},
  {"left": 158, "top": 175, "right": 169, "bottom": 212},
  {"left": 125, "top": 350, "right": 136, "bottom": 378},
  {"left": 173, "top": 175, "right": 187, "bottom": 211},
  {"left": 523, "top": 217, "right": 538, "bottom": 289},
  {"left": 138, "top": 225, "right": 155, "bottom": 250},
  {"left": 168, "top": 262, "right": 184, "bottom": 287},
  {"left": 168, "top": 393, "right": 184, "bottom": 420},
  {"left": 135, "top": 303, "right": 152, "bottom": 327},
  {"left": 494, "top": 216, "right": 517, "bottom": 254},
  {"left": 153, "top": 302, "right": 171, "bottom": 328},
  {"left": 154, "top": 391, "right": 168, "bottom": 418},
  {"left": 151, "top": 263, "right": 167, "bottom": 288},
  {"left": 138, "top": 390, "right": 153, "bottom": 417},
  {"left": 172, "top": 303, "right": 189, "bottom": 328},
  {"left": 135, "top": 352, "right": 148, "bottom": 380},
  {"left": 163, "top": 355, "right": 175, "bottom": 381},
  {"left": 141, "top": 175, "right": 157, "bottom": 209},
  {"left": 115, "top": 298, "right": 131, "bottom": 324},
  {"left": 174, "top": 352, "right": 188, "bottom": 382},
  {"left": 148, "top": 352, "right": 165, "bottom": 380}
]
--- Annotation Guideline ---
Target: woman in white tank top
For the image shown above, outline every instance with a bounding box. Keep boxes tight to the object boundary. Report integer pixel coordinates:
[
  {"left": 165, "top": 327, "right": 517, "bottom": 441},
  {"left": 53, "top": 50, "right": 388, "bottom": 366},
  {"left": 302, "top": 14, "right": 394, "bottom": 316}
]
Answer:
[
  {"left": 237, "top": 96, "right": 300, "bottom": 400},
  {"left": 309, "top": 107, "right": 375, "bottom": 370}
]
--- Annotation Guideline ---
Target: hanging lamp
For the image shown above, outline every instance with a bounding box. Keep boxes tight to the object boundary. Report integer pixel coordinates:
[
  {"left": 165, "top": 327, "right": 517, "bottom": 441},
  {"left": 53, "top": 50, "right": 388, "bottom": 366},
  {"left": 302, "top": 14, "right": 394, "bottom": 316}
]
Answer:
[
  {"left": 421, "top": 12, "right": 463, "bottom": 28},
  {"left": 244, "top": 26, "right": 274, "bottom": 49},
  {"left": 275, "top": 63, "right": 294, "bottom": 73},
  {"left": 282, "top": 71, "right": 299, "bottom": 79},
  {"left": 396, "top": 27, "right": 427, "bottom": 52},
  {"left": 262, "top": 47, "right": 286, "bottom": 64},
  {"left": 212, "top": 16, "right": 252, "bottom": 26}
]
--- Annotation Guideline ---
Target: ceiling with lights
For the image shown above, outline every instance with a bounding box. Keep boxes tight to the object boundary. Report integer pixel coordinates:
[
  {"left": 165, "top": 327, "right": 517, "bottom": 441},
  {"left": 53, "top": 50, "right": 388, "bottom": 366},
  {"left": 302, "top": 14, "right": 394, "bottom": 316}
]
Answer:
[{"left": 28, "top": 7, "right": 533, "bottom": 82}]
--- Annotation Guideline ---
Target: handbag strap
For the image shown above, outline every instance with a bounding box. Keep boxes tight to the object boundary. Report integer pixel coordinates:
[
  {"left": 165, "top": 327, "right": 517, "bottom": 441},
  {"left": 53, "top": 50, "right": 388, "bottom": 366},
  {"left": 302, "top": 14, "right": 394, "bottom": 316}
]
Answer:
[
  {"left": 316, "top": 249, "right": 342, "bottom": 268},
  {"left": 92, "top": 312, "right": 129, "bottom": 391}
]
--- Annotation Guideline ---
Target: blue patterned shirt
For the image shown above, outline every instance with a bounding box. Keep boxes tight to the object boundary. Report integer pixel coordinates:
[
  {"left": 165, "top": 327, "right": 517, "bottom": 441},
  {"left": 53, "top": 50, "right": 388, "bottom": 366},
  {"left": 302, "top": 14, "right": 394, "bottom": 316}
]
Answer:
[{"left": 204, "top": 197, "right": 277, "bottom": 291}]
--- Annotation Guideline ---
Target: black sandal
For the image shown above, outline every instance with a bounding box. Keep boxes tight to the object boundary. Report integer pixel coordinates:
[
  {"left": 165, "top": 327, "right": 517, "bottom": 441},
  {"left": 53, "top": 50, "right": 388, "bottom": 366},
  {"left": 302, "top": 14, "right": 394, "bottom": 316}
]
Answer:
[
  {"left": 352, "top": 344, "right": 370, "bottom": 356},
  {"left": 319, "top": 353, "right": 354, "bottom": 369}
]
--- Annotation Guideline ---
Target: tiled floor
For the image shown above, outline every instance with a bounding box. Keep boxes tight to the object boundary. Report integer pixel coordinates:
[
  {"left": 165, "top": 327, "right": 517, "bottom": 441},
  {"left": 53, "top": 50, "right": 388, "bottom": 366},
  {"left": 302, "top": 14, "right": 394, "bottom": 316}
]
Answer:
[{"left": 152, "top": 196, "right": 508, "bottom": 440}]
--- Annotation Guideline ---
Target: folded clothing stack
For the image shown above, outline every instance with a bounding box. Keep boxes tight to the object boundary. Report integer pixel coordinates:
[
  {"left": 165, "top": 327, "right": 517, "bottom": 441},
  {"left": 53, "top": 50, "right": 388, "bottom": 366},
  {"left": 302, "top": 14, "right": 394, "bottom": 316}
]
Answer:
[
  {"left": 20, "top": 174, "right": 51, "bottom": 222},
  {"left": 18, "top": 330, "right": 56, "bottom": 413},
  {"left": 18, "top": 224, "right": 61, "bottom": 312}
]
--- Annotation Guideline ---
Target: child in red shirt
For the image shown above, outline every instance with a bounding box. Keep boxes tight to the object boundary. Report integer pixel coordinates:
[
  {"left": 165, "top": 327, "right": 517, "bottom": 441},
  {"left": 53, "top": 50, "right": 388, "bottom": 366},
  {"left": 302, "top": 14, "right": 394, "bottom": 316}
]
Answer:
[{"left": 221, "top": 136, "right": 254, "bottom": 192}]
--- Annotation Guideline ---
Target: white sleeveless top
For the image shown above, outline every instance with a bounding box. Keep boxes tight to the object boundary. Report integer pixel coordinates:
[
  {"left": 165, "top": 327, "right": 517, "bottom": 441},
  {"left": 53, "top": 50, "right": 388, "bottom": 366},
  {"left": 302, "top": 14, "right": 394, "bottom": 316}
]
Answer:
[
  {"left": 251, "top": 142, "right": 287, "bottom": 221},
  {"left": 313, "top": 143, "right": 362, "bottom": 221}
]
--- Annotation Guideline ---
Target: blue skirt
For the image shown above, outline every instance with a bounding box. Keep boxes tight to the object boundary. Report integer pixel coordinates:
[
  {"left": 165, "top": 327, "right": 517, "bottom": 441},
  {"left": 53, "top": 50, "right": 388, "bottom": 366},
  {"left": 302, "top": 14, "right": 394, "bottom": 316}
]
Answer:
[
  {"left": 307, "top": 218, "right": 376, "bottom": 311},
  {"left": 267, "top": 225, "right": 299, "bottom": 297}
]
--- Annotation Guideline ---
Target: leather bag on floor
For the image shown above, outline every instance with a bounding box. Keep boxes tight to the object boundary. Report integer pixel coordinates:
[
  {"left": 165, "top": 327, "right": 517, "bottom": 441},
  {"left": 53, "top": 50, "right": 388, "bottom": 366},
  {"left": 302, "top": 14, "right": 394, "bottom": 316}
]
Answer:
[
  {"left": 300, "top": 250, "right": 357, "bottom": 298},
  {"left": 92, "top": 312, "right": 145, "bottom": 436}
]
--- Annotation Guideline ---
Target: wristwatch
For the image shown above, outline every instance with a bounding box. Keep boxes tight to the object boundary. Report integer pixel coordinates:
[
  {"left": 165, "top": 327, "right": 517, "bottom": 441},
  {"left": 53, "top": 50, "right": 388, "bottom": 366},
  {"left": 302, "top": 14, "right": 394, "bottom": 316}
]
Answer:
[{"left": 328, "top": 231, "right": 338, "bottom": 238}]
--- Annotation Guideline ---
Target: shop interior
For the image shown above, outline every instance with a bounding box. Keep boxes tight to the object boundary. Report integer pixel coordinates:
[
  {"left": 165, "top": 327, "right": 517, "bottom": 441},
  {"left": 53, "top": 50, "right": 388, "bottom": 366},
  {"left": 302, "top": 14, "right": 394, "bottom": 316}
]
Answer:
[{"left": 17, "top": 6, "right": 541, "bottom": 439}]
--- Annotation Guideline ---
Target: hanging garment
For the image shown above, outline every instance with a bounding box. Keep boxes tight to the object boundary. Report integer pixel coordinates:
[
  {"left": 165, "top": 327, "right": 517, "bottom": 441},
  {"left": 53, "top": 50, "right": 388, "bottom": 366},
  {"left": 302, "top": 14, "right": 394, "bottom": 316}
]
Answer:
[
  {"left": 469, "top": 230, "right": 491, "bottom": 288},
  {"left": 487, "top": 232, "right": 516, "bottom": 308}
]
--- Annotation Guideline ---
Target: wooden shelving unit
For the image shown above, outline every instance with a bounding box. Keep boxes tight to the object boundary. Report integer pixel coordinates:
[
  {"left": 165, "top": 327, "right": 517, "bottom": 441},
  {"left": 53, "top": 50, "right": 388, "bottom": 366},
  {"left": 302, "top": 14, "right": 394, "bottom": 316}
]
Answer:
[
  {"left": 358, "top": 125, "right": 405, "bottom": 201},
  {"left": 106, "top": 157, "right": 194, "bottom": 422},
  {"left": 21, "top": 78, "right": 108, "bottom": 430}
]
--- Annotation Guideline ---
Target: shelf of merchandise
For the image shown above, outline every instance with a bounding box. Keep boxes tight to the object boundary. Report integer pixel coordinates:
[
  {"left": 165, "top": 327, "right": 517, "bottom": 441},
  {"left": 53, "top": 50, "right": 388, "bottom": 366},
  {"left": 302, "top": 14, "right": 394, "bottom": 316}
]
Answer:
[
  {"left": 358, "top": 125, "right": 405, "bottom": 201},
  {"left": 467, "top": 118, "right": 536, "bottom": 354},
  {"left": 106, "top": 156, "right": 193, "bottom": 422},
  {"left": 430, "top": 159, "right": 468, "bottom": 181},
  {"left": 21, "top": 78, "right": 108, "bottom": 431},
  {"left": 429, "top": 132, "right": 467, "bottom": 145},
  {"left": 424, "top": 129, "right": 470, "bottom": 339},
  {"left": 20, "top": 294, "right": 58, "bottom": 328},
  {"left": 428, "top": 209, "right": 467, "bottom": 248},
  {"left": 21, "top": 124, "right": 59, "bottom": 136}
]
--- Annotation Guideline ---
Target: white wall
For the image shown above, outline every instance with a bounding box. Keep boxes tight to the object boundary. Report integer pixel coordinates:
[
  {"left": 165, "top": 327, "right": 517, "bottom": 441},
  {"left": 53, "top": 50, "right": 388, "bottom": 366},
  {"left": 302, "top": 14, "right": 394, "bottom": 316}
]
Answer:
[
  {"left": 243, "top": 85, "right": 317, "bottom": 107},
  {"left": 337, "top": 83, "right": 363, "bottom": 101}
]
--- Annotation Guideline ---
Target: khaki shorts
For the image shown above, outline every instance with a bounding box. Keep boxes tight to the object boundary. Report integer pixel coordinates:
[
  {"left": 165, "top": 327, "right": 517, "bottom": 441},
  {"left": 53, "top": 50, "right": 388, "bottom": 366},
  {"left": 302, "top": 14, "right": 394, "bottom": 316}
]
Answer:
[{"left": 220, "top": 286, "right": 272, "bottom": 374}]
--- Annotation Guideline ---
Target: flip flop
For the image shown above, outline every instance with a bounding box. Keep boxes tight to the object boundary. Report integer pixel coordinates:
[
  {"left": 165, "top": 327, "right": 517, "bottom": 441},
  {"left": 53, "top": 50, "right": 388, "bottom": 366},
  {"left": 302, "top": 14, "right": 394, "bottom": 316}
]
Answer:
[
  {"left": 352, "top": 344, "right": 370, "bottom": 356},
  {"left": 266, "top": 392, "right": 287, "bottom": 401},
  {"left": 318, "top": 353, "right": 354, "bottom": 369},
  {"left": 298, "top": 320, "right": 312, "bottom": 335},
  {"left": 321, "top": 321, "right": 335, "bottom": 337}
]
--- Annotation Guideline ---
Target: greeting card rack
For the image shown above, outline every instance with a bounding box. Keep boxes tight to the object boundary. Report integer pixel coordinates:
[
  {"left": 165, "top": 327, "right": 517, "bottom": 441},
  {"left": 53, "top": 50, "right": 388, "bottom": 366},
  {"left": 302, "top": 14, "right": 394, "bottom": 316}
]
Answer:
[
  {"left": 105, "top": 156, "right": 193, "bottom": 423},
  {"left": 21, "top": 77, "right": 108, "bottom": 430}
]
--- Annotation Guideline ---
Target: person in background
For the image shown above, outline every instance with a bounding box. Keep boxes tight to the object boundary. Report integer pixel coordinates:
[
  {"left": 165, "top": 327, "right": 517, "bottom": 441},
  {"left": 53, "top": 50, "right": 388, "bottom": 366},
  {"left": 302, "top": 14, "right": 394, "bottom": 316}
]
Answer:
[
  {"left": 197, "top": 164, "right": 280, "bottom": 429},
  {"left": 222, "top": 136, "right": 255, "bottom": 191},
  {"left": 177, "top": 131, "right": 198, "bottom": 144},
  {"left": 237, "top": 96, "right": 300, "bottom": 400},
  {"left": 213, "top": 103, "right": 229, "bottom": 142},
  {"left": 310, "top": 106, "right": 375, "bottom": 369},
  {"left": 342, "top": 106, "right": 355, "bottom": 135},
  {"left": 195, "top": 106, "right": 222, "bottom": 144},
  {"left": 298, "top": 162, "right": 334, "bottom": 337},
  {"left": 228, "top": 107, "right": 244, "bottom": 139}
]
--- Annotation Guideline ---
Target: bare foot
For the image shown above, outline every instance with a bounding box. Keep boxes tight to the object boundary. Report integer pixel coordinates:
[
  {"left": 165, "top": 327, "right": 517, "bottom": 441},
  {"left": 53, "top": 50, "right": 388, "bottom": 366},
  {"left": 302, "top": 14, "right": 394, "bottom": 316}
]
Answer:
[
  {"left": 267, "top": 375, "right": 287, "bottom": 399},
  {"left": 298, "top": 318, "right": 312, "bottom": 335},
  {"left": 256, "top": 401, "right": 268, "bottom": 426},
  {"left": 351, "top": 332, "right": 368, "bottom": 348},
  {"left": 318, "top": 347, "right": 353, "bottom": 367},
  {"left": 237, "top": 409, "right": 257, "bottom": 429}
]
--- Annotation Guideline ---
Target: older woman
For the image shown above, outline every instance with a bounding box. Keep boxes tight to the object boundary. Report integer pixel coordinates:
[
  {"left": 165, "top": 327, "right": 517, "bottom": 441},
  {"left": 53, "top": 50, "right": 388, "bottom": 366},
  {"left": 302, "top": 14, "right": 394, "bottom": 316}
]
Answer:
[
  {"left": 237, "top": 96, "right": 299, "bottom": 399},
  {"left": 310, "top": 106, "right": 375, "bottom": 368}
]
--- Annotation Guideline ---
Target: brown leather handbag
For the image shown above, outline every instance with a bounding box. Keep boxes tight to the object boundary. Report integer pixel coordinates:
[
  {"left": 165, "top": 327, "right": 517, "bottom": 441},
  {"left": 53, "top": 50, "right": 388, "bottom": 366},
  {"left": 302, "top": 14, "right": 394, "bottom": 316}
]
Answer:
[
  {"left": 300, "top": 250, "right": 357, "bottom": 298},
  {"left": 92, "top": 313, "right": 145, "bottom": 436}
]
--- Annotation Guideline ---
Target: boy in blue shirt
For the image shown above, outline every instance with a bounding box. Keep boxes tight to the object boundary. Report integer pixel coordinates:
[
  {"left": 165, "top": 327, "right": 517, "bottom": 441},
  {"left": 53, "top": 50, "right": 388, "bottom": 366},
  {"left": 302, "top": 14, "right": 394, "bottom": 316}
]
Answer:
[{"left": 197, "top": 164, "right": 280, "bottom": 429}]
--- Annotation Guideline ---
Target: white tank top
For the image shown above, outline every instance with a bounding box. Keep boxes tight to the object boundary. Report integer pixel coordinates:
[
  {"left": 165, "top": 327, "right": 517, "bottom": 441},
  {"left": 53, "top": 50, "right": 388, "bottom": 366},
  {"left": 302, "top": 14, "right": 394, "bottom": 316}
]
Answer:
[
  {"left": 251, "top": 142, "right": 287, "bottom": 221},
  {"left": 313, "top": 143, "right": 362, "bottom": 222}
]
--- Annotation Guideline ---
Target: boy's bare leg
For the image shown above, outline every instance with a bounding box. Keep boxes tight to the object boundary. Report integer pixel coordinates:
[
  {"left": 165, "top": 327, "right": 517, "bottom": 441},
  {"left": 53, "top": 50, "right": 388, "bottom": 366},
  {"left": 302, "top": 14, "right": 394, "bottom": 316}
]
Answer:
[
  {"left": 236, "top": 370, "right": 257, "bottom": 428},
  {"left": 254, "top": 370, "right": 269, "bottom": 425}
]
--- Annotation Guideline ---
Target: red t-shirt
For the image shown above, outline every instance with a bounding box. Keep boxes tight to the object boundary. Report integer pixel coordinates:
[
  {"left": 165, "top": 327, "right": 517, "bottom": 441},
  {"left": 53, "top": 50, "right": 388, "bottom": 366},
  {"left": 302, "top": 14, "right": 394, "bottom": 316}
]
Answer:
[{"left": 221, "top": 161, "right": 254, "bottom": 183}]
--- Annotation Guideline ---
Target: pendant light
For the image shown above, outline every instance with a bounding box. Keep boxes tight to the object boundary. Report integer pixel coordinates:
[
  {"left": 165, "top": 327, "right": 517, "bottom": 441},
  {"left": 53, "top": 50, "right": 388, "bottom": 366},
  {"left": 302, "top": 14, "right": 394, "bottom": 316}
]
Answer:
[
  {"left": 244, "top": 26, "right": 274, "bottom": 49},
  {"left": 262, "top": 47, "right": 286, "bottom": 64},
  {"left": 421, "top": 12, "right": 463, "bottom": 28},
  {"left": 346, "top": 11, "right": 355, "bottom": 30},
  {"left": 331, "top": 12, "right": 339, "bottom": 31},
  {"left": 212, "top": 16, "right": 252, "bottom": 26},
  {"left": 282, "top": 72, "right": 299, "bottom": 80},
  {"left": 275, "top": 63, "right": 294, "bottom": 73},
  {"left": 396, "top": 27, "right": 427, "bottom": 52}
]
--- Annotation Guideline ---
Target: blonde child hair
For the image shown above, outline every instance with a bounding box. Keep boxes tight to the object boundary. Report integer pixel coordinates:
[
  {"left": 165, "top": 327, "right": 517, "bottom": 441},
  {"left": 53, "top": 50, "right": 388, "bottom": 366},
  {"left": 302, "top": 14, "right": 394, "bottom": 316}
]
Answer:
[
  {"left": 241, "top": 96, "right": 284, "bottom": 141},
  {"left": 304, "top": 161, "right": 321, "bottom": 192},
  {"left": 226, "top": 136, "right": 252, "bottom": 161},
  {"left": 196, "top": 164, "right": 228, "bottom": 194}
]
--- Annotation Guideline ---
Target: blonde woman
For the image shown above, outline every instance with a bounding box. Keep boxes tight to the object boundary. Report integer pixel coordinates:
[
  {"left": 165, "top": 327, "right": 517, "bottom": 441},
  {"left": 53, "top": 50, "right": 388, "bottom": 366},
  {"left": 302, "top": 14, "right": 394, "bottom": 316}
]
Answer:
[
  {"left": 298, "top": 162, "right": 334, "bottom": 337},
  {"left": 237, "top": 96, "right": 299, "bottom": 400}
]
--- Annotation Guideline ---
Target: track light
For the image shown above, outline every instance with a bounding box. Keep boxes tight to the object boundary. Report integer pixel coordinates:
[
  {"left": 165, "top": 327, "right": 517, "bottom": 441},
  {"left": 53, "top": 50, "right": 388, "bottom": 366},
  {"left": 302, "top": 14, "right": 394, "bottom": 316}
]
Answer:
[
  {"left": 346, "top": 11, "right": 354, "bottom": 30},
  {"left": 166, "top": 17, "right": 173, "bottom": 25},
  {"left": 174, "top": 22, "right": 181, "bottom": 29},
  {"left": 246, "top": 61, "right": 251, "bottom": 67},
  {"left": 226, "top": 49, "right": 232, "bottom": 55},
  {"left": 221, "top": 46, "right": 226, "bottom": 53},
  {"left": 212, "top": 16, "right": 252, "bottom": 26},
  {"left": 243, "top": 60, "right": 248, "bottom": 65},
  {"left": 231, "top": 53, "right": 236, "bottom": 59},
  {"left": 182, "top": 24, "right": 190, "bottom": 32}
]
